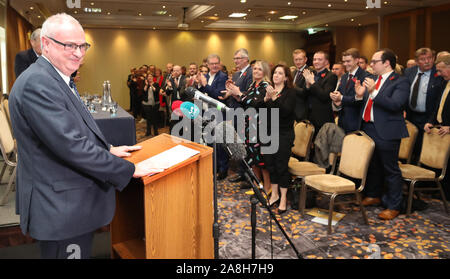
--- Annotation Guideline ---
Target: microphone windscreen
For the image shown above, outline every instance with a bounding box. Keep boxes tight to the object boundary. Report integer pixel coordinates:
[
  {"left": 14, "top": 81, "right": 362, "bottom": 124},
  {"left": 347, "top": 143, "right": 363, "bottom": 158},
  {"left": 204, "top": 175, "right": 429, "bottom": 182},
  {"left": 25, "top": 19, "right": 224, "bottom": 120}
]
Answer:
[
  {"left": 180, "top": 101, "right": 200, "bottom": 120},
  {"left": 214, "top": 121, "right": 247, "bottom": 161},
  {"left": 185, "top": 87, "right": 196, "bottom": 99},
  {"left": 171, "top": 100, "right": 183, "bottom": 117}
]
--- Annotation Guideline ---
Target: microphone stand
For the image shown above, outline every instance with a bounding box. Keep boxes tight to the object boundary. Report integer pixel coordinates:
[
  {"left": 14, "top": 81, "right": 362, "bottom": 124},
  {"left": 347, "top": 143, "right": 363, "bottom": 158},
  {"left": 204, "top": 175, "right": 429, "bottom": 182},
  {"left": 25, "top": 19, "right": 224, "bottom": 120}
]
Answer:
[
  {"left": 212, "top": 140, "right": 220, "bottom": 259},
  {"left": 223, "top": 146, "right": 302, "bottom": 259}
]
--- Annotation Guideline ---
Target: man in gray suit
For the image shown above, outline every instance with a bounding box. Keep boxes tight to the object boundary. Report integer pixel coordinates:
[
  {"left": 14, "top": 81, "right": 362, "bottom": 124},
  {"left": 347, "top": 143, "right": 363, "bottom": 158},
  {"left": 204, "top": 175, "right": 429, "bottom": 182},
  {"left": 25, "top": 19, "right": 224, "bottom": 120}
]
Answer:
[{"left": 9, "top": 13, "right": 153, "bottom": 259}]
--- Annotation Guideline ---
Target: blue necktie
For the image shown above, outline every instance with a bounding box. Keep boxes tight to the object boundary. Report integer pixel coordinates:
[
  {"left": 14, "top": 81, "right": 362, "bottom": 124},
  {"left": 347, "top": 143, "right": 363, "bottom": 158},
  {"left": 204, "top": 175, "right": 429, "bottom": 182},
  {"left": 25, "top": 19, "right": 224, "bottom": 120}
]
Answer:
[{"left": 69, "top": 79, "right": 92, "bottom": 116}]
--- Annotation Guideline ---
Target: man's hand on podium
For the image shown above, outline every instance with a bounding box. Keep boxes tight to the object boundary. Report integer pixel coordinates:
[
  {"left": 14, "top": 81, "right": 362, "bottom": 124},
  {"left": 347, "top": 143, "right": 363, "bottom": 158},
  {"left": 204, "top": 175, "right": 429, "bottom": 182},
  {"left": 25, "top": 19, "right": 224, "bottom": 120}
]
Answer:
[{"left": 110, "top": 145, "right": 142, "bottom": 157}]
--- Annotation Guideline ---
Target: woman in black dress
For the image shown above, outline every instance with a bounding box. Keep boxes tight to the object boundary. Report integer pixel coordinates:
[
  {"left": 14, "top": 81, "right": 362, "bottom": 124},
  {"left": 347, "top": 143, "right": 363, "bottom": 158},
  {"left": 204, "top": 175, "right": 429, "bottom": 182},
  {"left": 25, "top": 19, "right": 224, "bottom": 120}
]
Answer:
[{"left": 265, "top": 64, "right": 296, "bottom": 214}]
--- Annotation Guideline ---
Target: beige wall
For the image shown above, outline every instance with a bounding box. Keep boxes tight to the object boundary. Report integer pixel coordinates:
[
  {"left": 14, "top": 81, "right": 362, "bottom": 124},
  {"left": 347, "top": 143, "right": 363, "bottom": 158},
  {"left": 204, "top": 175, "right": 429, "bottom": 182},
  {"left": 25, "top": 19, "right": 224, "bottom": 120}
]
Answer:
[
  {"left": 77, "top": 28, "right": 305, "bottom": 108},
  {"left": 334, "top": 24, "right": 378, "bottom": 62}
]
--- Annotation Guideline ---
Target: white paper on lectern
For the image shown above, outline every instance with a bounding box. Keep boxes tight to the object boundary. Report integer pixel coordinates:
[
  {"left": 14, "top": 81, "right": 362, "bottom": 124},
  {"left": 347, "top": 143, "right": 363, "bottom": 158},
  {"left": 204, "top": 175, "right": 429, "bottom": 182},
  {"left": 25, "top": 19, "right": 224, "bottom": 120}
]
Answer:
[{"left": 136, "top": 144, "right": 200, "bottom": 174}]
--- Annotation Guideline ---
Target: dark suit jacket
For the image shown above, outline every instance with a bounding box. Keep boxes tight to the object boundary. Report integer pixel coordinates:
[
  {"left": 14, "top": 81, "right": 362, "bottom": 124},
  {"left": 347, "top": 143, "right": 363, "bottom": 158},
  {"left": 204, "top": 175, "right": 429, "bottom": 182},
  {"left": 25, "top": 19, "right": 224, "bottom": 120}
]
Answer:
[
  {"left": 228, "top": 66, "right": 253, "bottom": 109},
  {"left": 199, "top": 70, "right": 228, "bottom": 100},
  {"left": 404, "top": 65, "right": 445, "bottom": 121},
  {"left": 304, "top": 69, "right": 337, "bottom": 133},
  {"left": 338, "top": 67, "right": 370, "bottom": 133},
  {"left": 166, "top": 75, "right": 187, "bottom": 102},
  {"left": 429, "top": 81, "right": 450, "bottom": 126},
  {"left": 9, "top": 57, "right": 135, "bottom": 241},
  {"left": 357, "top": 72, "right": 410, "bottom": 140},
  {"left": 14, "top": 48, "right": 38, "bottom": 78},
  {"left": 292, "top": 67, "right": 308, "bottom": 121}
]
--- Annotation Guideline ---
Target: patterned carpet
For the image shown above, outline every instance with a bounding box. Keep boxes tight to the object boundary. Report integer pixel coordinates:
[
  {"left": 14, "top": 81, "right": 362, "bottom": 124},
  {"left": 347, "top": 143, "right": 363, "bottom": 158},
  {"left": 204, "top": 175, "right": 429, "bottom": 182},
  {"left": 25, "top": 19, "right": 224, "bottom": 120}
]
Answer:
[{"left": 135, "top": 118, "right": 450, "bottom": 259}]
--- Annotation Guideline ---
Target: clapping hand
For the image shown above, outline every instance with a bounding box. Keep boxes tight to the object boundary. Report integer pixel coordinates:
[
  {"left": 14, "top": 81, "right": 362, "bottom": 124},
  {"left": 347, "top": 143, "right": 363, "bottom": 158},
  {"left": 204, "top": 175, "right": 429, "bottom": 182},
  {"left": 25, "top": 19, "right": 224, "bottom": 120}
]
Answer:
[
  {"left": 363, "top": 78, "right": 376, "bottom": 93},
  {"left": 354, "top": 79, "right": 366, "bottom": 98},
  {"left": 330, "top": 91, "right": 342, "bottom": 106},
  {"left": 302, "top": 69, "right": 315, "bottom": 86},
  {"left": 265, "top": 85, "right": 279, "bottom": 101}
]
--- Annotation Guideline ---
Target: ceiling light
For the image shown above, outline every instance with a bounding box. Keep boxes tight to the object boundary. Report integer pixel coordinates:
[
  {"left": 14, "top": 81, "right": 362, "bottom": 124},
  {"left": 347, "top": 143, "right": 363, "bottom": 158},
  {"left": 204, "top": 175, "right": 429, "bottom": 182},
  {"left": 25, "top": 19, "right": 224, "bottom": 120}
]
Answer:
[
  {"left": 155, "top": 10, "right": 167, "bottom": 15},
  {"left": 325, "top": 24, "right": 328, "bottom": 27},
  {"left": 107, "top": 12, "right": 111, "bottom": 15},
  {"left": 84, "top": 7, "right": 102, "bottom": 13},
  {"left": 214, "top": 13, "right": 218, "bottom": 16},
  {"left": 90, "top": 2, "right": 94, "bottom": 6},
  {"left": 269, "top": 11, "right": 276, "bottom": 14},
  {"left": 302, "top": 11, "right": 307, "bottom": 15},
  {"left": 162, "top": 6, "right": 166, "bottom": 9},
  {"left": 358, "top": 23, "right": 362, "bottom": 26},
  {"left": 201, "top": 20, "right": 204, "bottom": 23},
  {"left": 169, "top": 14, "right": 172, "bottom": 17},
  {"left": 248, "top": 9, "right": 252, "bottom": 12},
  {"left": 351, "top": 18, "right": 354, "bottom": 21},
  {"left": 74, "top": 11, "right": 78, "bottom": 14},
  {"left": 280, "top": 15, "right": 298, "bottom": 20},
  {"left": 384, "top": 1, "right": 388, "bottom": 4},
  {"left": 240, "top": 0, "right": 247, "bottom": 3},
  {"left": 29, "top": 6, "right": 34, "bottom": 10},
  {"left": 328, "top": 4, "right": 332, "bottom": 7},
  {"left": 229, "top": 13, "right": 247, "bottom": 18},
  {"left": 288, "top": 2, "right": 291, "bottom": 5},
  {"left": 37, "top": 15, "right": 41, "bottom": 18}
]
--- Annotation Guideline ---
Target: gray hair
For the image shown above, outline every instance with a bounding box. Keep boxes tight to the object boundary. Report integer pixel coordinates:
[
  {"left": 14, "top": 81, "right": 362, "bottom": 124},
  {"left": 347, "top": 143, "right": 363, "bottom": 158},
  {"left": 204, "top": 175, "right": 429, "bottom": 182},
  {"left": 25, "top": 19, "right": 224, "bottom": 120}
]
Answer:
[
  {"left": 235, "top": 48, "right": 249, "bottom": 60},
  {"left": 30, "top": 28, "right": 41, "bottom": 41},
  {"left": 206, "top": 54, "right": 221, "bottom": 63},
  {"left": 41, "top": 13, "right": 82, "bottom": 44}
]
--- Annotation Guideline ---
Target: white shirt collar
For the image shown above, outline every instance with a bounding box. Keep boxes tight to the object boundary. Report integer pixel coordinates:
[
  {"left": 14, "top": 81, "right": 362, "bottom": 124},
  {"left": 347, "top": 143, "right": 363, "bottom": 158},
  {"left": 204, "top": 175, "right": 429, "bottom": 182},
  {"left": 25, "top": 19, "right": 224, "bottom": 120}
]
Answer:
[
  {"left": 240, "top": 64, "right": 250, "bottom": 75},
  {"left": 349, "top": 67, "right": 359, "bottom": 77},
  {"left": 381, "top": 70, "right": 394, "bottom": 81},
  {"left": 42, "top": 55, "right": 71, "bottom": 87}
]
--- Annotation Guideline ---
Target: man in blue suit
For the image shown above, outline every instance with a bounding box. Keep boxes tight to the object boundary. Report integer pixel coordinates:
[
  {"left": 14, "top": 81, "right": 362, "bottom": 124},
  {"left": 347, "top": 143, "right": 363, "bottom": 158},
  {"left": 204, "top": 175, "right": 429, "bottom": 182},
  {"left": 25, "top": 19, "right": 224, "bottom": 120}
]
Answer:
[
  {"left": 9, "top": 13, "right": 152, "bottom": 259},
  {"left": 198, "top": 54, "right": 229, "bottom": 180},
  {"left": 404, "top": 48, "right": 445, "bottom": 164},
  {"left": 14, "top": 28, "right": 41, "bottom": 78},
  {"left": 331, "top": 48, "right": 370, "bottom": 133},
  {"left": 354, "top": 49, "right": 410, "bottom": 220}
]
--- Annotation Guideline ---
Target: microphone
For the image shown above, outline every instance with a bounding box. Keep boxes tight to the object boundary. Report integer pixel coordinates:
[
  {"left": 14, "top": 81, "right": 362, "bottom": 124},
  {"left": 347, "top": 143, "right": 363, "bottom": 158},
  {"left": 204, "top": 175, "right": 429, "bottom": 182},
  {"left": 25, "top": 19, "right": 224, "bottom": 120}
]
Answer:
[
  {"left": 185, "top": 87, "right": 230, "bottom": 113},
  {"left": 213, "top": 121, "right": 265, "bottom": 194}
]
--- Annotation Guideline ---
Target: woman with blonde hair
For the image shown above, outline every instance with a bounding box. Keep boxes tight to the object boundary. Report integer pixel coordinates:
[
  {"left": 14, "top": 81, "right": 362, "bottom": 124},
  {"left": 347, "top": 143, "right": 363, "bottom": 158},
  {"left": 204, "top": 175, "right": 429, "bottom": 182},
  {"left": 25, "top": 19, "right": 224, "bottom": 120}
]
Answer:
[{"left": 224, "top": 60, "right": 272, "bottom": 193}]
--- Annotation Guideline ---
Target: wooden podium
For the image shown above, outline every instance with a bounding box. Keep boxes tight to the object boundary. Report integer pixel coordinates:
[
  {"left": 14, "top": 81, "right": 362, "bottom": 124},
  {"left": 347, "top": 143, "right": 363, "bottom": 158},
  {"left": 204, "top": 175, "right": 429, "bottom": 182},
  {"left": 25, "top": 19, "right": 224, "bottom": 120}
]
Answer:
[{"left": 111, "top": 134, "right": 214, "bottom": 259}]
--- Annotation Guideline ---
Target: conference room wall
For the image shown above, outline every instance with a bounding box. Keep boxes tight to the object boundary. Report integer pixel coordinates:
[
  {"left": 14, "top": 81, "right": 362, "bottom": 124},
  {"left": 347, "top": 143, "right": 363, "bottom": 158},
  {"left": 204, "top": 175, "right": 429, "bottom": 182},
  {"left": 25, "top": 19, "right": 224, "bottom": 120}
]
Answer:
[
  {"left": 77, "top": 28, "right": 305, "bottom": 109},
  {"left": 334, "top": 24, "right": 378, "bottom": 64}
]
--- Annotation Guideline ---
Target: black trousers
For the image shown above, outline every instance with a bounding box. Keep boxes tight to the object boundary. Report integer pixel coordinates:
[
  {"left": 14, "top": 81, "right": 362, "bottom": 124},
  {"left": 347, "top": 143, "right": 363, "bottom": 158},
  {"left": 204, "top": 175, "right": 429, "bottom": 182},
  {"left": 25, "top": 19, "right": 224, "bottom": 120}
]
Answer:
[
  {"left": 265, "top": 133, "right": 294, "bottom": 188},
  {"left": 142, "top": 104, "right": 159, "bottom": 136},
  {"left": 39, "top": 231, "right": 94, "bottom": 259},
  {"left": 407, "top": 110, "right": 429, "bottom": 164}
]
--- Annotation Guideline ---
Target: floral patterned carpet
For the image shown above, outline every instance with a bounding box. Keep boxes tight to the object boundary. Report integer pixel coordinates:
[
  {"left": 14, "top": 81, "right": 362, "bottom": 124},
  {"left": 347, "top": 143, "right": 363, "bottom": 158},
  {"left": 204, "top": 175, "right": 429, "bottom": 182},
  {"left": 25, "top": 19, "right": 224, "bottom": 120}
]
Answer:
[{"left": 136, "top": 119, "right": 450, "bottom": 259}]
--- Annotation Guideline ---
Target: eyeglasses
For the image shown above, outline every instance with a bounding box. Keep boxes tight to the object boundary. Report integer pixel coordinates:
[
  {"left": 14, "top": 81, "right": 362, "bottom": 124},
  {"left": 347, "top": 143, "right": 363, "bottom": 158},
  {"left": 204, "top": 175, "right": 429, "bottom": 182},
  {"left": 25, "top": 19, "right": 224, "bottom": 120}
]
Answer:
[
  {"left": 370, "top": 59, "right": 383, "bottom": 65},
  {"left": 233, "top": 57, "right": 244, "bottom": 60},
  {"left": 47, "top": 36, "right": 91, "bottom": 52}
]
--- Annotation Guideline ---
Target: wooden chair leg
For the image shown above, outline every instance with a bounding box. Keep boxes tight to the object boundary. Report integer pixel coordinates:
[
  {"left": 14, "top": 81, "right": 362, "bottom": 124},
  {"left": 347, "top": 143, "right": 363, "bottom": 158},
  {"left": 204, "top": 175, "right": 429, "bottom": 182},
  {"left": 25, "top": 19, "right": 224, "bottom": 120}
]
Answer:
[
  {"left": 407, "top": 180, "right": 416, "bottom": 216},
  {"left": 437, "top": 181, "right": 449, "bottom": 214}
]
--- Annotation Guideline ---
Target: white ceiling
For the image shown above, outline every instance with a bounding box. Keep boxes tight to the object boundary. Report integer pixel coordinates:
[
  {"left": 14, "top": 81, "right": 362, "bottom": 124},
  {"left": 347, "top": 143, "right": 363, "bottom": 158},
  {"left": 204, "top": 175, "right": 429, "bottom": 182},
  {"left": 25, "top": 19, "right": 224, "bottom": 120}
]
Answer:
[{"left": 10, "top": 0, "right": 449, "bottom": 32}]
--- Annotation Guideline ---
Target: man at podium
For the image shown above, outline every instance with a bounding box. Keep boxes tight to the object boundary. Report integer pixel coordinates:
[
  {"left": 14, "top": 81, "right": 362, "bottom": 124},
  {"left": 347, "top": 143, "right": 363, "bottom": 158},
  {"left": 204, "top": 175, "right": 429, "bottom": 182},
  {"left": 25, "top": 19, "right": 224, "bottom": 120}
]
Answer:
[{"left": 8, "top": 13, "right": 154, "bottom": 259}]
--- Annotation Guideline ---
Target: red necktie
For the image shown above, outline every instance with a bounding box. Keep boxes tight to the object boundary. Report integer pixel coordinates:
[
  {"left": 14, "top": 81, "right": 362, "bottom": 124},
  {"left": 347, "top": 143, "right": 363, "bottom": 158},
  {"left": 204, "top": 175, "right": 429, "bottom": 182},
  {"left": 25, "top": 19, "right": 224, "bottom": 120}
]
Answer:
[
  {"left": 363, "top": 76, "right": 382, "bottom": 122},
  {"left": 345, "top": 74, "right": 353, "bottom": 91}
]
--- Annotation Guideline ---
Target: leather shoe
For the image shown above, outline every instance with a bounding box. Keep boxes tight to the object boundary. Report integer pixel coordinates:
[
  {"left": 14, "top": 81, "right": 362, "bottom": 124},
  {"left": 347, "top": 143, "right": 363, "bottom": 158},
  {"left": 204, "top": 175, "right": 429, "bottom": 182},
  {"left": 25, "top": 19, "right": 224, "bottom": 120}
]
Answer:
[
  {"left": 361, "top": 197, "right": 381, "bottom": 206},
  {"left": 378, "top": 209, "right": 400, "bottom": 220},
  {"left": 217, "top": 171, "right": 228, "bottom": 181},
  {"left": 274, "top": 207, "right": 287, "bottom": 215},
  {"left": 228, "top": 174, "right": 245, "bottom": 183}
]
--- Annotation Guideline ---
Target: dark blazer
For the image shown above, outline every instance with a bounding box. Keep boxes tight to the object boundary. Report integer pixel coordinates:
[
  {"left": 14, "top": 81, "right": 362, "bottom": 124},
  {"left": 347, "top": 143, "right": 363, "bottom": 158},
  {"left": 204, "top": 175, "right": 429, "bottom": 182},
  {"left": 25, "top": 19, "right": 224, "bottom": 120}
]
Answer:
[
  {"left": 292, "top": 67, "right": 308, "bottom": 121},
  {"left": 8, "top": 57, "right": 135, "bottom": 241},
  {"left": 305, "top": 69, "right": 337, "bottom": 133},
  {"left": 429, "top": 81, "right": 450, "bottom": 126},
  {"left": 143, "top": 83, "right": 161, "bottom": 105},
  {"left": 199, "top": 70, "right": 228, "bottom": 100},
  {"left": 166, "top": 75, "right": 187, "bottom": 102},
  {"left": 338, "top": 67, "right": 370, "bottom": 133},
  {"left": 357, "top": 72, "right": 410, "bottom": 140},
  {"left": 228, "top": 65, "right": 253, "bottom": 109},
  {"left": 404, "top": 65, "right": 445, "bottom": 121},
  {"left": 14, "top": 48, "right": 38, "bottom": 78}
]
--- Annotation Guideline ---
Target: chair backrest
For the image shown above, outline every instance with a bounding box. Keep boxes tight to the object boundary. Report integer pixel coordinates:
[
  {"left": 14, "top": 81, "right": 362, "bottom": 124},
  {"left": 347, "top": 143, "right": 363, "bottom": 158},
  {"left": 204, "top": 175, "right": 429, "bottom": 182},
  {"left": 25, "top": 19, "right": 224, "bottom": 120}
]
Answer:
[
  {"left": 291, "top": 120, "right": 315, "bottom": 160},
  {"left": 398, "top": 120, "right": 418, "bottom": 163},
  {"left": 338, "top": 131, "right": 375, "bottom": 181},
  {"left": 0, "top": 107, "right": 15, "bottom": 156},
  {"left": 419, "top": 128, "right": 450, "bottom": 170},
  {"left": 1, "top": 98, "right": 11, "bottom": 128}
]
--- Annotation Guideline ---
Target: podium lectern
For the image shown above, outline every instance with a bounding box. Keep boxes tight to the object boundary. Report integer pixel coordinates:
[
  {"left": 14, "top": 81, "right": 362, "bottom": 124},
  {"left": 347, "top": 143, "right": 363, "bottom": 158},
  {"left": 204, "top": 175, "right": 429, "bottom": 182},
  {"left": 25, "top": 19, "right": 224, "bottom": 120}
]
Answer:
[{"left": 111, "top": 134, "right": 214, "bottom": 259}]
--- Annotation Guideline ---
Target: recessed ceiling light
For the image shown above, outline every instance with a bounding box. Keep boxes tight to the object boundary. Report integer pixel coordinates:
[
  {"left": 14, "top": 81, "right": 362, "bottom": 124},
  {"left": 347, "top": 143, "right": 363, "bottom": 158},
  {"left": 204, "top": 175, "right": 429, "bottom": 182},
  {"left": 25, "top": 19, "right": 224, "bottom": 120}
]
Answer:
[
  {"left": 302, "top": 11, "right": 307, "bottom": 15},
  {"left": 155, "top": 11, "right": 167, "bottom": 15},
  {"left": 214, "top": 13, "right": 218, "bottom": 16},
  {"left": 240, "top": 0, "right": 247, "bottom": 3},
  {"left": 201, "top": 20, "right": 204, "bottom": 23},
  {"left": 169, "top": 14, "right": 172, "bottom": 17},
  {"left": 268, "top": 18, "right": 271, "bottom": 21},
  {"left": 229, "top": 13, "right": 247, "bottom": 18},
  {"left": 37, "top": 15, "right": 41, "bottom": 18},
  {"left": 107, "top": 12, "right": 111, "bottom": 15},
  {"left": 328, "top": 4, "right": 332, "bottom": 7},
  {"left": 288, "top": 2, "right": 292, "bottom": 5},
  {"left": 358, "top": 23, "right": 362, "bottom": 26},
  {"left": 74, "top": 11, "right": 78, "bottom": 14},
  {"left": 280, "top": 15, "right": 298, "bottom": 20},
  {"left": 138, "top": 13, "right": 142, "bottom": 16},
  {"left": 384, "top": 1, "right": 388, "bottom": 4},
  {"left": 269, "top": 11, "right": 276, "bottom": 14},
  {"left": 248, "top": 9, "right": 252, "bottom": 12},
  {"left": 90, "top": 2, "right": 94, "bottom": 6},
  {"left": 345, "top": 0, "right": 348, "bottom": 2},
  {"left": 351, "top": 18, "right": 354, "bottom": 21},
  {"left": 29, "top": 6, "right": 34, "bottom": 10},
  {"left": 162, "top": 6, "right": 166, "bottom": 9},
  {"left": 153, "top": 27, "right": 156, "bottom": 30},
  {"left": 325, "top": 24, "right": 328, "bottom": 27},
  {"left": 244, "top": 17, "right": 247, "bottom": 20}
]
